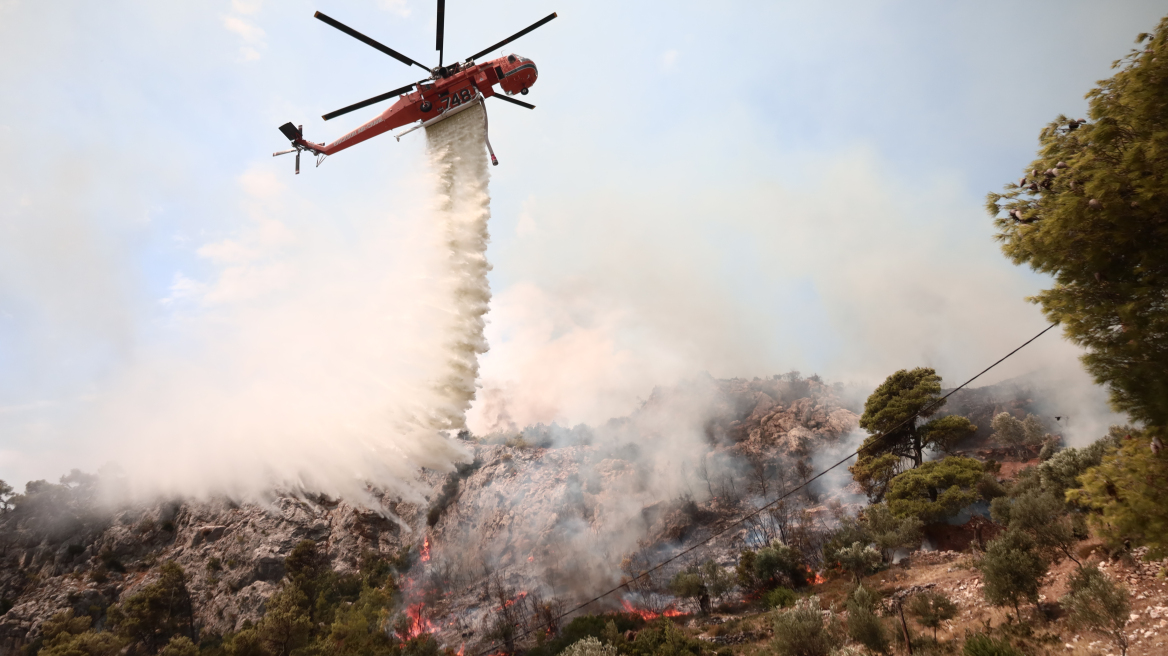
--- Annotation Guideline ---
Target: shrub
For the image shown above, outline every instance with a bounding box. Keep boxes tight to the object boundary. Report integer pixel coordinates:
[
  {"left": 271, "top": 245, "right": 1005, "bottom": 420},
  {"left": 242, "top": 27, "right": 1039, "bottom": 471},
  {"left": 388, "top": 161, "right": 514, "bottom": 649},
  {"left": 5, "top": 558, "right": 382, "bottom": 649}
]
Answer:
[
  {"left": 906, "top": 590, "right": 957, "bottom": 641},
  {"left": 561, "top": 637, "right": 618, "bottom": 656},
  {"left": 763, "top": 586, "right": 797, "bottom": 609},
  {"left": 256, "top": 584, "right": 312, "bottom": 656},
  {"left": 1069, "top": 427, "right": 1168, "bottom": 558},
  {"left": 670, "top": 560, "right": 735, "bottom": 613},
  {"left": 627, "top": 618, "right": 712, "bottom": 656},
  {"left": 845, "top": 585, "right": 889, "bottom": 655},
  {"left": 836, "top": 542, "right": 881, "bottom": 584},
  {"left": 525, "top": 614, "right": 644, "bottom": 656},
  {"left": 861, "top": 503, "right": 923, "bottom": 562},
  {"left": 992, "top": 490, "right": 1081, "bottom": 566},
  {"left": 208, "top": 557, "right": 223, "bottom": 572},
  {"left": 668, "top": 570, "right": 706, "bottom": 612},
  {"left": 976, "top": 475, "right": 1007, "bottom": 501},
  {"left": 320, "top": 585, "right": 397, "bottom": 656},
  {"left": 962, "top": 633, "right": 1022, "bottom": 656},
  {"left": 979, "top": 531, "right": 1046, "bottom": 618},
  {"left": 771, "top": 596, "right": 843, "bottom": 656},
  {"left": 1061, "top": 565, "right": 1131, "bottom": 656},
  {"left": 38, "top": 610, "right": 126, "bottom": 656},
  {"left": 739, "top": 542, "right": 808, "bottom": 591},
  {"left": 108, "top": 561, "right": 194, "bottom": 653},
  {"left": 158, "top": 635, "right": 199, "bottom": 656},
  {"left": 886, "top": 457, "right": 984, "bottom": 523}
]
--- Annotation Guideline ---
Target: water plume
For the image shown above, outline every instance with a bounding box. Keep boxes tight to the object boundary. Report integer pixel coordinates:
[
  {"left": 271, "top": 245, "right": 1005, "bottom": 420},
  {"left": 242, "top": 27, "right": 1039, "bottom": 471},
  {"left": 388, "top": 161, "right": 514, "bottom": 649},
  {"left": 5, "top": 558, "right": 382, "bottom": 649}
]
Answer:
[{"left": 19, "top": 107, "right": 497, "bottom": 510}]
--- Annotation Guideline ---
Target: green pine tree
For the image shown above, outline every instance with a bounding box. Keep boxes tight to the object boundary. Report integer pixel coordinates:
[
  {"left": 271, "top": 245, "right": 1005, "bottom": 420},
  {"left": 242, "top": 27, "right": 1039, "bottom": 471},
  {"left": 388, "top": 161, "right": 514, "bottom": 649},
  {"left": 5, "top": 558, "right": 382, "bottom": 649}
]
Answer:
[
  {"left": 986, "top": 17, "right": 1168, "bottom": 432},
  {"left": 851, "top": 368, "right": 975, "bottom": 500}
]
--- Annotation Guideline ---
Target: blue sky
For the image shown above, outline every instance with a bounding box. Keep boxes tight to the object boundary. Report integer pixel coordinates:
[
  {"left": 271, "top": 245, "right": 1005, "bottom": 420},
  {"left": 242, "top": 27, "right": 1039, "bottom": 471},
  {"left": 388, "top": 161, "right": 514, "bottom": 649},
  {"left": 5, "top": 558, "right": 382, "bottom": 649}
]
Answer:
[{"left": 1, "top": 0, "right": 1163, "bottom": 487}]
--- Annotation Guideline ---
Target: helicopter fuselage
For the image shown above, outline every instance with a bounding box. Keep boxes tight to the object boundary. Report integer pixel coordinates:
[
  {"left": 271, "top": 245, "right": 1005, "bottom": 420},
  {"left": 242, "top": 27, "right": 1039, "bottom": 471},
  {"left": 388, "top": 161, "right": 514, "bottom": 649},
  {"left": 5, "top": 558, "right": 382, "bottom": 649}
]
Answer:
[{"left": 299, "top": 54, "right": 538, "bottom": 156}]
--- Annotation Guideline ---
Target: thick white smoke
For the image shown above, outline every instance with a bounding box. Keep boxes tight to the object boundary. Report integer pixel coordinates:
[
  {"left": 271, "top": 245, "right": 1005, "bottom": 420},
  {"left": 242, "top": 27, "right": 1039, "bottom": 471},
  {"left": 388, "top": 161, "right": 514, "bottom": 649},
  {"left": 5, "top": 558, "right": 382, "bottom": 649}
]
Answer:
[{"left": 22, "top": 107, "right": 496, "bottom": 508}]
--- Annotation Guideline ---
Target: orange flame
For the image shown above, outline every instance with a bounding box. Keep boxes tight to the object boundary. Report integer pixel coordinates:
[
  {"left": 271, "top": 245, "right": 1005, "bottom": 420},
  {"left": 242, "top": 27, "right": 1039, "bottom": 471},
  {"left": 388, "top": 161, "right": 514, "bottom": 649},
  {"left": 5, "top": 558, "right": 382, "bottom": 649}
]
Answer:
[
  {"left": 497, "top": 591, "right": 528, "bottom": 611},
  {"left": 620, "top": 599, "right": 684, "bottom": 619},
  {"left": 421, "top": 536, "right": 431, "bottom": 563},
  {"left": 457, "top": 645, "right": 465, "bottom": 656},
  {"left": 401, "top": 602, "right": 437, "bottom": 639}
]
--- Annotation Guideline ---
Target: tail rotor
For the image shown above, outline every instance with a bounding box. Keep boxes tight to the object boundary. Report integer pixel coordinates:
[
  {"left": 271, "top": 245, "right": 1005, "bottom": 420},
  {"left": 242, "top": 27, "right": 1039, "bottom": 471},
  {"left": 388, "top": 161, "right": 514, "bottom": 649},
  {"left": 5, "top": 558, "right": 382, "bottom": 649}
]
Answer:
[{"left": 274, "top": 124, "right": 306, "bottom": 175}]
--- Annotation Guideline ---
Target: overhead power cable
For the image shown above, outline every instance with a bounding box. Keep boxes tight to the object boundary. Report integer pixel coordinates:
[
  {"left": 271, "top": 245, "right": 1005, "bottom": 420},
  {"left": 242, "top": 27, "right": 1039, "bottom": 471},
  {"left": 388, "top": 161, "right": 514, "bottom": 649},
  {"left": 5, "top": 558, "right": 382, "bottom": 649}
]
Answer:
[{"left": 470, "top": 322, "right": 1058, "bottom": 655}]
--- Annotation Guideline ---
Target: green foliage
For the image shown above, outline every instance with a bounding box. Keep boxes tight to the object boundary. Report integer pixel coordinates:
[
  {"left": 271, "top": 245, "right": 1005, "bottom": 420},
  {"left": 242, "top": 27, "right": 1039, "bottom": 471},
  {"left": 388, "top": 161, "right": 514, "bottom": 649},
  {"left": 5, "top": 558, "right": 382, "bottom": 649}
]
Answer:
[
  {"left": 978, "top": 530, "right": 1047, "bottom": 617},
  {"left": 1069, "top": 428, "right": 1168, "bottom": 557},
  {"left": 976, "top": 474, "right": 1007, "bottom": 502},
  {"left": 862, "top": 503, "right": 923, "bottom": 561},
  {"left": 886, "top": 457, "right": 984, "bottom": 523},
  {"left": 224, "top": 628, "right": 268, "bottom": 656},
  {"left": 848, "top": 455, "right": 901, "bottom": 504},
  {"left": 0, "top": 479, "right": 13, "bottom": 512},
  {"left": 1061, "top": 565, "right": 1131, "bottom": 656},
  {"left": 256, "top": 584, "right": 313, "bottom": 656},
  {"left": 668, "top": 571, "right": 705, "bottom": 609},
  {"left": 962, "top": 633, "right": 1022, "bottom": 656},
  {"left": 924, "top": 415, "right": 978, "bottom": 455},
  {"left": 37, "top": 610, "right": 125, "bottom": 656},
  {"left": 845, "top": 586, "right": 889, "bottom": 655},
  {"left": 625, "top": 618, "right": 708, "bottom": 656},
  {"left": 107, "top": 561, "right": 194, "bottom": 653},
  {"left": 989, "top": 413, "right": 1048, "bottom": 459},
  {"left": 763, "top": 587, "right": 797, "bottom": 609},
  {"left": 986, "top": 17, "right": 1168, "bottom": 430},
  {"left": 1038, "top": 431, "right": 1118, "bottom": 501},
  {"left": 669, "top": 560, "right": 734, "bottom": 613},
  {"left": 852, "top": 368, "right": 959, "bottom": 500},
  {"left": 358, "top": 550, "right": 394, "bottom": 589},
  {"left": 560, "top": 637, "right": 618, "bottom": 656},
  {"left": 525, "top": 614, "right": 644, "bottom": 656},
  {"left": 698, "top": 560, "right": 735, "bottom": 602},
  {"left": 320, "top": 585, "right": 397, "bottom": 656},
  {"left": 906, "top": 591, "right": 957, "bottom": 641},
  {"left": 990, "top": 490, "right": 1081, "bottom": 565},
  {"left": 281, "top": 540, "right": 364, "bottom": 625},
  {"left": 738, "top": 542, "right": 807, "bottom": 592},
  {"left": 158, "top": 635, "right": 199, "bottom": 656},
  {"left": 835, "top": 542, "right": 881, "bottom": 584},
  {"left": 770, "top": 596, "right": 843, "bottom": 656},
  {"left": 285, "top": 540, "right": 327, "bottom": 590}
]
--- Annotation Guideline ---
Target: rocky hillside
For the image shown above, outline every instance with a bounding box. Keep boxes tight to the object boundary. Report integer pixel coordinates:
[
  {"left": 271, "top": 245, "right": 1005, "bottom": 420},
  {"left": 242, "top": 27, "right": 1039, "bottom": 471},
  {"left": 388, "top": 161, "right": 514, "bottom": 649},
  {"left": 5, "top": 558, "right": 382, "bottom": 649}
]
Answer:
[
  {"left": 0, "top": 372, "right": 1105, "bottom": 656},
  {"left": 0, "top": 374, "right": 866, "bottom": 654}
]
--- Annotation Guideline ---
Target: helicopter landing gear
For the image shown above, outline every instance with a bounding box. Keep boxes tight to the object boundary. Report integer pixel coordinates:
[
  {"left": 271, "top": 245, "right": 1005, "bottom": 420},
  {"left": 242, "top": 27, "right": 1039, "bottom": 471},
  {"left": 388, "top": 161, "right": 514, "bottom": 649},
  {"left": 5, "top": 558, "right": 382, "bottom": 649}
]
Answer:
[
  {"left": 520, "top": 87, "right": 529, "bottom": 95},
  {"left": 420, "top": 101, "right": 433, "bottom": 112}
]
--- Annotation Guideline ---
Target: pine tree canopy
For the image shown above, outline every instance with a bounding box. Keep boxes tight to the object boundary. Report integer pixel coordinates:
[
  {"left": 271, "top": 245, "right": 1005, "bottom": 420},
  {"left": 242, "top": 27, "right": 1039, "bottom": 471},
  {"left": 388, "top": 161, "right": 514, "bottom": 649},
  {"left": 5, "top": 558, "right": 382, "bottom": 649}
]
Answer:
[
  {"left": 986, "top": 17, "right": 1168, "bottom": 430},
  {"left": 851, "top": 368, "right": 975, "bottom": 500}
]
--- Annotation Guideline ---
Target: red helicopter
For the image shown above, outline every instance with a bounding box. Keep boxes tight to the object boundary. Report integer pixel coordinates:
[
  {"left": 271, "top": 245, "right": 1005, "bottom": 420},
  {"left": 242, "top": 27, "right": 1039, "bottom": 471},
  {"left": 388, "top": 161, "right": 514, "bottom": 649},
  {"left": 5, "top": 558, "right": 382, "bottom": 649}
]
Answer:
[{"left": 274, "top": 2, "right": 556, "bottom": 173}]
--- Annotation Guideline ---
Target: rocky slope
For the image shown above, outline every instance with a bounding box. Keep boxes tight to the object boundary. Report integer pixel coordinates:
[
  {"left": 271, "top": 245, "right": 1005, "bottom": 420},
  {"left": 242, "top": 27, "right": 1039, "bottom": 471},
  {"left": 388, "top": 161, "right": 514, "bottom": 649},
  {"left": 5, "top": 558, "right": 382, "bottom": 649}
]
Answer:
[{"left": 0, "top": 372, "right": 1088, "bottom": 655}]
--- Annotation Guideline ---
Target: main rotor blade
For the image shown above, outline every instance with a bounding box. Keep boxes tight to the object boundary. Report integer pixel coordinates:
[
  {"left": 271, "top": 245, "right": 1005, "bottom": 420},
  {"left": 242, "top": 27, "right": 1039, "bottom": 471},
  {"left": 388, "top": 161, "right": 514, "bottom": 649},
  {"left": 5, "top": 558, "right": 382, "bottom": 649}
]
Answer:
[
  {"left": 493, "top": 94, "right": 535, "bottom": 109},
  {"left": 322, "top": 83, "right": 416, "bottom": 121},
  {"left": 436, "top": 0, "right": 445, "bottom": 67},
  {"left": 314, "top": 11, "right": 429, "bottom": 71},
  {"left": 465, "top": 12, "right": 557, "bottom": 62}
]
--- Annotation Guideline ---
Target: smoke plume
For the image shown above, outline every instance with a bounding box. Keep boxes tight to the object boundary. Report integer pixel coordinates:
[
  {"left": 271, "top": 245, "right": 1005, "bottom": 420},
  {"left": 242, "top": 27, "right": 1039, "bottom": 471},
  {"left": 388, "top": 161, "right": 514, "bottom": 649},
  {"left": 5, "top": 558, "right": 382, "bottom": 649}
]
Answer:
[{"left": 8, "top": 107, "right": 498, "bottom": 508}]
